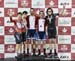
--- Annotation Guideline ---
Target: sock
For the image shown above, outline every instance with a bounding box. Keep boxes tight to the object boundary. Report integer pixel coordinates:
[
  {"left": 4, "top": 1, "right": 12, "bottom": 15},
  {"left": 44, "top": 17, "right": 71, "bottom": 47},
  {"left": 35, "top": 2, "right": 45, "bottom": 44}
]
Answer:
[
  {"left": 49, "top": 49, "right": 52, "bottom": 55},
  {"left": 38, "top": 49, "right": 41, "bottom": 55},
  {"left": 33, "top": 49, "right": 36, "bottom": 55},
  {"left": 16, "top": 52, "right": 19, "bottom": 56},
  {"left": 43, "top": 48, "right": 46, "bottom": 55},
  {"left": 54, "top": 49, "right": 57, "bottom": 55},
  {"left": 27, "top": 48, "right": 29, "bottom": 55},
  {"left": 23, "top": 50, "right": 25, "bottom": 54}
]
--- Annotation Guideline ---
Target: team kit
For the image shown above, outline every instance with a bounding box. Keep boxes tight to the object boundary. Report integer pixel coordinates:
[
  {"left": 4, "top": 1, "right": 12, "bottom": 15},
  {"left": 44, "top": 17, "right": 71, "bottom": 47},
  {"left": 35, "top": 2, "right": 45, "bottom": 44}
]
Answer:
[{"left": 9, "top": 5, "right": 65, "bottom": 58}]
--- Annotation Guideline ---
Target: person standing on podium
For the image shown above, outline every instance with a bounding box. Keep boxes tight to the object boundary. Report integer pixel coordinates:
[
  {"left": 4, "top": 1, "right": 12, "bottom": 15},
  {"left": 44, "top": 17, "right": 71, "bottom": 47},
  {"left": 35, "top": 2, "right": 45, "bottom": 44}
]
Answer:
[{"left": 45, "top": 5, "right": 65, "bottom": 57}]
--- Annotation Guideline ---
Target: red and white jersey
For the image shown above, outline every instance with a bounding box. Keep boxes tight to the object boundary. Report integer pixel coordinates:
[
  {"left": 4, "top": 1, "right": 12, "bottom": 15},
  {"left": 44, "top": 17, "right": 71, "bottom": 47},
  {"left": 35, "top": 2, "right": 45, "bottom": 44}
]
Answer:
[
  {"left": 15, "top": 21, "right": 26, "bottom": 32},
  {"left": 29, "top": 16, "right": 35, "bottom": 29},
  {"left": 26, "top": 15, "right": 38, "bottom": 29},
  {"left": 38, "top": 18, "right": 46, "bottom": 31},
  {"left": 10, "top": 17, "right": 26, "bottom": 33},
  {"left": 16, "top": 22, "right": 23, "bottom": 28}
]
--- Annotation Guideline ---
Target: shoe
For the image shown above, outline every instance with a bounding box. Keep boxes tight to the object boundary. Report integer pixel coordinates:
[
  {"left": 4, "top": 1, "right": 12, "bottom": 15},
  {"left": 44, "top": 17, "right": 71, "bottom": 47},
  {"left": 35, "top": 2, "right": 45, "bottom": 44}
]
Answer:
[
  {"left": 47, "top": 53, "right": 53, "bottom": 58},
  {"left": 54, "top": 53, "right": 58, "bottom": 58},
  {"left": 32, "top": 54, "right": 37, "bottom": 56}
]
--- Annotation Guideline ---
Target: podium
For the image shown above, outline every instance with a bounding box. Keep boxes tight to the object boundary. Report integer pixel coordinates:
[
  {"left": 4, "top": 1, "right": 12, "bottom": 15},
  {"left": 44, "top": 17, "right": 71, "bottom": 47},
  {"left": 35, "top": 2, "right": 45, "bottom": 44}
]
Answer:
[{"left": 16, "top": 55, "right": 60, "bottom": 61}]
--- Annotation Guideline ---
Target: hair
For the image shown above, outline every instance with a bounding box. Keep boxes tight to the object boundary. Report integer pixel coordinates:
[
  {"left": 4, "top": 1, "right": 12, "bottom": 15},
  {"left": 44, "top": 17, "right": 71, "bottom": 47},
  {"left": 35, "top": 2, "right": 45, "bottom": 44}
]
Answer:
[
  {"left": 30, "top": 8, "right": 34, "bottom": 10},
  {"left": 17, "top": 12, "right": 22, "bottom": 15},
  {"left": 46, "top": 8, "right": 53, "bottom": 15},
  {"left": 39, "top": 11, "right": 44, "bottom": 14},
  {"left": 30, "top": 8, "right": 34, "bottom": 11},
  {"left": 22, "top": 11, "right": 28, "bottom": 14}
]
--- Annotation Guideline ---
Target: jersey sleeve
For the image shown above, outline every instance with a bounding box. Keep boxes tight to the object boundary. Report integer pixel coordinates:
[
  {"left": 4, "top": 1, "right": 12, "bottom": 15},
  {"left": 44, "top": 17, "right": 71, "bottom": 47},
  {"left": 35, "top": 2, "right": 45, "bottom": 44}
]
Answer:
[
  {"left": 54, "top": 13, "right": 59, "bottom": 17},
  {"left": 10, "top": 17, "right": 16, "bottom": 25}
]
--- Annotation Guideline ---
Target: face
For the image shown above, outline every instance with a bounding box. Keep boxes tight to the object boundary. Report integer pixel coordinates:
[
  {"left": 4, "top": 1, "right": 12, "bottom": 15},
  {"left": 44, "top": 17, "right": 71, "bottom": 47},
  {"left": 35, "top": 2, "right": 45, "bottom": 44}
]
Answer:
[
  {"left": 47, "top": 9, "right": 52, "bottom": 16},
  {"left": 30, "top": 9, "right": 34, "bottom": 15},
  {"left": 39, "top": 12, "right": 44, "bottom": 18},
  {"left": 22, "top": 13, "right": 27, "bottom": 19},
  {"left": 17, "top": 14, "right": 22, "bottom": 21}
]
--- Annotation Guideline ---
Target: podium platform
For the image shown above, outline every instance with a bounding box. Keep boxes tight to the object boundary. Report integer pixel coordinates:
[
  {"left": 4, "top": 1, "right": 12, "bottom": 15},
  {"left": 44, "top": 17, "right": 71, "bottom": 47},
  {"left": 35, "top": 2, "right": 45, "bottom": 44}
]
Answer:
[
  {"left": 22, "top": 56, "right": 60, "bottom": 61},
  {"left": 16, "top": 55, "right": 60, "bottom": 61}
]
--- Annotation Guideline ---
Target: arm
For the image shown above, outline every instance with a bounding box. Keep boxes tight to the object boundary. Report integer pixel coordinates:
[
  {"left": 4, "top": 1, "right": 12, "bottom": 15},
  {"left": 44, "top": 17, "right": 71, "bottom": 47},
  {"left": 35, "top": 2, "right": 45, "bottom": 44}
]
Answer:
[
  {"left": 23, "top": 20, "right": 28, "bottom": 30},
  {"left": 59, "top": 5, "right": 65, "bottom": 15},
  {"left": 8, "top": 11, "right": 16, "bottom": 25},
  {"left": 46, "top": 26, "right": 48, "bottom": 36},
  {"left": 25, "top": 20, "right": 28, "bottom": 34},
  {"left": 10, "top": 16, "right": 16, "bottom": 25},
  {"left": 45, "top": 17, "right": 48, "bottom": 36},
  {"left": 53, "top": 5, "right": 65, "bottom": 17}
]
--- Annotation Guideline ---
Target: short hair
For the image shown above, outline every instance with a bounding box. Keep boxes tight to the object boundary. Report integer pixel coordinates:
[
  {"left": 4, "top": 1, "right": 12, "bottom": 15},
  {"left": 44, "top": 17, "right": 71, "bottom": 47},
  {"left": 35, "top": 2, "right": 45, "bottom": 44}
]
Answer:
[
  {"left": 30, "top": 8, "right": 34, "bottom": 10},
  {"left": 39, "top": 11, "right": 44, "bottom": 14},
  {"left": 22, "top": 11, "right": 28, "bottom": 14},
  {"left": 46, "top": 8, "right": 53, "bottom": 15},
  {"left": 30, "top": 8, "right": 34, "bottom": 11},
  {"left": 17, "top": 12, "right": 22, "bottom": 15}
]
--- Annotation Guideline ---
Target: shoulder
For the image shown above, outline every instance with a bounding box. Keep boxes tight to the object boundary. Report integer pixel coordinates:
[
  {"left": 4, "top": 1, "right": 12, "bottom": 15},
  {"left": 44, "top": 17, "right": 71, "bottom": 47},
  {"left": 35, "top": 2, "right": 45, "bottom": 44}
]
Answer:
[
  {"left": 52, "top": 13, "right": 59, "bottom": 17},
  {"left": 35, "top": 15, "right": 40, "bottom": 20},
  {"left": 27, "top": 15, "right": 30, "bottom": 18},
  {"left": 45, "top": 16, "right": 48, "bottom": 18},
  {"left": 45, "top": 16, "right": 48, "bottom": 19}
]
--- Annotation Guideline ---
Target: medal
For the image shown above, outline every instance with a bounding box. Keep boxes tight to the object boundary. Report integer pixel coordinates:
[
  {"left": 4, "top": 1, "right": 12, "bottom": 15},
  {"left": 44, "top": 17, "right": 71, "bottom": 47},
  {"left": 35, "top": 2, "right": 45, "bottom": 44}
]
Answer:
[{"left": 48, "top": 16, "right": 52, "bottom": 23}]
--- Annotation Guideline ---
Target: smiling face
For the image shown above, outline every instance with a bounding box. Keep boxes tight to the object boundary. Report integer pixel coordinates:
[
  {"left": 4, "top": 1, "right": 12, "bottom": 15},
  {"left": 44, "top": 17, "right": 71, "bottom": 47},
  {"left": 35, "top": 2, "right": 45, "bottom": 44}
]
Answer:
[
  {"left": 47, "top": 8, "right": 53, "bottom": 16},
  {"left": 30, "top": 8, "right": 34, "bottom": 15},
  {"left": 17, "top": 13, "right": 22, "bottom": 21},
  {"left": 39, "top": 11, "right": 44, "bottom": 18},
  {"left": 48, "top": 9, "right": 52, "bottom": 15},
  {"left": 22, "top": 13, "right": 27, "bottom": 19},
  {"left": 22, "top": 11, "right": 28, "bottom": 19}
]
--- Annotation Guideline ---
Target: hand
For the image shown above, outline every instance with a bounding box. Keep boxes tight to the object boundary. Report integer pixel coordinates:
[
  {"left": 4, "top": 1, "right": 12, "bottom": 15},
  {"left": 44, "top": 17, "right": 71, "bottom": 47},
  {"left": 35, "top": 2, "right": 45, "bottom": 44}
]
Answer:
[
  {"left": 63, "top": 4, "right": 65, "bottom": 9},
  {"left": 26, "top": 27, "right": 28, "bottom": 32},
  {"left": 46, "top": 32, "right": 48, "bottom": 36},
  {"left": 8, "top": 12, "right": 13, "bottom": 17}
]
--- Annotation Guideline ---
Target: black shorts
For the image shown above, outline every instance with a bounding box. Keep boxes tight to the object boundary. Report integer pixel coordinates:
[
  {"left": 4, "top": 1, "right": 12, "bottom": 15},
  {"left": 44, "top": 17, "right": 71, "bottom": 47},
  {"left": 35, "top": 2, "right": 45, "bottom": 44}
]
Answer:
[
  {"left": 47, "top": 27, "right": 56, "bottom": 38},
  {"left": 14, "top": 32, "right": 22, "bottom": 44},
  {"left": 21, "top": 32, "right": 26, "bottom": 42},
  {"left": 27, "top": 29, "right": 36, "bottom": 39},
  {"left": 38, "top": 31, "right": 46, "bottom": 40}
]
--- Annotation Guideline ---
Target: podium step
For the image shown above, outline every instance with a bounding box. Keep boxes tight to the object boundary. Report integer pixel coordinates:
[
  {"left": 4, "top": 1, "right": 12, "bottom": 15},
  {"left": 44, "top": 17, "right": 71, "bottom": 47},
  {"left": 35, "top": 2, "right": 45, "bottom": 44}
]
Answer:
[{"left": 21, "top": 56, "right": 60, "bottom": 61}]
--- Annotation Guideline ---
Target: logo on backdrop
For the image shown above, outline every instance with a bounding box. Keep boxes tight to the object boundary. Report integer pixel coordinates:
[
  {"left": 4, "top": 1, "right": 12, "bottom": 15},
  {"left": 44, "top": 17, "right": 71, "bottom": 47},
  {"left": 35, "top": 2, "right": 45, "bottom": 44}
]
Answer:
[
  {"left": 49, "top": 0, "right": 54, "bottom": 7},
  {"left": 32, "top": 0, "right": 45, "bottom": 8},
  {"left": 59, "top": 53, "right": 71, "bottom": 60},
  {"left": 4, "top": 0, "right": 18, "bottom": 8},
  {"left": 7, "top": 9, "right": 15, "bottom": 16},
  {"left": 21, "top": 0, "right": 28, "bottom": 7},
  {"left": 71, "top": 27, "right": 75, "bottom": 35},
  {"left": 58, "top": 35, "right": 71, "bottom": 44},
  {"left": 58, "top": 17, "right": 71, "bottom": 26},
  {"left": 5, "top": 45, "right": 15, "bottom": 53}
]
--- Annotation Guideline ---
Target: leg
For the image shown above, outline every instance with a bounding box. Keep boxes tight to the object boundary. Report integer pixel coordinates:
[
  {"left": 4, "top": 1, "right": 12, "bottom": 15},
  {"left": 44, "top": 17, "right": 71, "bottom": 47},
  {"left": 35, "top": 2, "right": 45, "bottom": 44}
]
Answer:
[
  {"left": 19, "top": 42, "right": 23, "bottom": 54},
  {"left": 47, "top": 30, "right": 53, "bottom": 55},
  {"left": 48, "top": 39, "right": 52, "bottom": 55},
  {"left": 16, "top": 43, "right": 22, "bottom": 56},
  {"left": 26, "top": 30, "right": 31, "bottom": 56},
  {"left": 53, "top": 38, "right": 57, "bottom": 55},
  {"left": 32, "top": 39, "right": 36, "bottom": 56},
  {"left": 23, "top": 41, "right": 26, "bottom": 55},
  {"left": 31, "top": 30, "right": 36, "bottom": 56},
  {"left": 43, "top": 41, "right": 46, "bottom": 56},
  {"left": 37, "top": 40, "right": 41, "bottom": 55},
  {"left": 26, "top": 39, "right": 30, "bottom": 56},
  {"left": 22, "top": 32, "right": 26, "bottom": 55}
]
